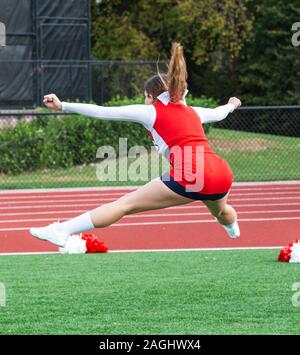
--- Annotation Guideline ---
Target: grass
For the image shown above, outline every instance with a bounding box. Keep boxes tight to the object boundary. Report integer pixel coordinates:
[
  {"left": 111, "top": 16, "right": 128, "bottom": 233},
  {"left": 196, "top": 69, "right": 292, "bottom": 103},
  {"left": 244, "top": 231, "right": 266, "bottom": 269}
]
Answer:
[
  {"left": 0, "top": 128, "right": 299, "bottom": 189},
  {"left": 0, "top": 153, "right": 167, "bottom": 190},
  {"left": 211, "top": 128, "right": 300, "bottom": 181},
  {"left": 0, "top": 249, "right": 299, "bottom": 335}
]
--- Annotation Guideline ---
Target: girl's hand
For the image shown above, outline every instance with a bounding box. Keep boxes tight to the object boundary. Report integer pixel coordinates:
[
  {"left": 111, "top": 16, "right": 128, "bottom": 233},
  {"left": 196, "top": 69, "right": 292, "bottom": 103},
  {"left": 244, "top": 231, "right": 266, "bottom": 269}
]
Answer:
[
  {"left": 43, "top": 94, "right": 62, "bottom": 111},
  {"left": 228, "top": 97, "right": 242, "bottom": 109}
]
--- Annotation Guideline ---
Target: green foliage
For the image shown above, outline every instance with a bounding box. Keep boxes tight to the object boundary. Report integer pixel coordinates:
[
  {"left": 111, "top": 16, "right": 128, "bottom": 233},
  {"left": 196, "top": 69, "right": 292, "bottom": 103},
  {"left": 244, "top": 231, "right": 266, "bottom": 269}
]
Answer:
[
  {"left": 37, "top": 115, "right": 151, "bottom": 170},
  {"left": 239, "top": 0, "right": 300, "bottom": 105},
  {"left": 91, "top": 0, "right": 253, "bottom": 103},
  {"left": 92, "top": 1, "right": 164, "bottom": 61},
  {"left": 91, "top": 0, "right": 300, "bottom": 105},
  {"left": 0, "top": 95, "right": 217, "bottom": 174},
  {"left": 0, "top": 122, "right": 44, "bottom": 174},
  {"left": 104, "top": 95, "right": 218, "bottom": 108},
  {"left": 92, "top": 0, "right": 252, "bottom": 66},
  {"left": 186, "top": 95, "right": 219, "bottom": 108}
]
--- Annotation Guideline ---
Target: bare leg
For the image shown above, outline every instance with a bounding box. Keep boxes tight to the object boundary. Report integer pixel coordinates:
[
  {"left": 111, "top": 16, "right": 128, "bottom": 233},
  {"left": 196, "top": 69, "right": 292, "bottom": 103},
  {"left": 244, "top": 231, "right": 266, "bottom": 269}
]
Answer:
[
  {"left": 30, "top": 178, "right": 194, "bottom": 246},
  {"left": 90, "top": 177, "right": 194, "bottom": 228},
  {"left": 202, "top": 192, "right": 240, "bottom": 238},
  {"left": 201, "top": 192, "right": 236, "bottom": 225}
]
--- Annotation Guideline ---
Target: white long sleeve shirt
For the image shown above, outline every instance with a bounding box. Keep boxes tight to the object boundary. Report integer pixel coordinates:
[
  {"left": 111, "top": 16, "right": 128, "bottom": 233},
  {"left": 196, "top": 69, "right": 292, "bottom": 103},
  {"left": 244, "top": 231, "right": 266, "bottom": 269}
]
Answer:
[
  {"left": 62, "top": 101, "right": 235, "bottom": 130},
  {"left": 61, "top": 94, "right": 235, "bottom": 158}
]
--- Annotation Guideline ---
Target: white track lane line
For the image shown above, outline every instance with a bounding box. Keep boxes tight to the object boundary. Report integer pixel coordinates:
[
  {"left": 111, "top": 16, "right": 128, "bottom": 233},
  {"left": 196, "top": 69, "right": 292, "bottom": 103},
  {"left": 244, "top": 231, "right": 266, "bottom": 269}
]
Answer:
[
  {"left": 2, "top": 199, "right": 300, "bottom": 212},
  {"left": 0, "top": 179, "right": 299, "bottom": 195},
  {"left": 232, "top": 181, "right": 300, "bottom": 186},
  {"left": 1, "top": 191, "right": 300, "bottom": 206},
  {"left": 1, "top": 209, "right": 300, "bottom": 224},
  {"left": 0, "top": 186, "right": 138, "bottom": 194},
  {"left": 1, "top": 216, "right": 300, "bottom": 232},
  {"left": 0, "top": 189, "right": 300, "bottom": 205},
  {"left": 1, "top": 186, "right": 300, "bottom": 201},
  {"left": 2, "top": 202, "right": 300, "bottom": 217},
  {"left": 0, "top": 192, "right": 128, "bottom": 200},
  {"left": 0, "top": 246, "right": 282, "bottom": 256}
]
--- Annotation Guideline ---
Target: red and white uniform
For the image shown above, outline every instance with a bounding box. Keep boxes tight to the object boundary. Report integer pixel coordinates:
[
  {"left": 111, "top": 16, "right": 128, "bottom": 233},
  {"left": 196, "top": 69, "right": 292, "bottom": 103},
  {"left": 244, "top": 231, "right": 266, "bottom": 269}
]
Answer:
[{"left": 62, "top": 93, "right": 235, "bottom": 195}]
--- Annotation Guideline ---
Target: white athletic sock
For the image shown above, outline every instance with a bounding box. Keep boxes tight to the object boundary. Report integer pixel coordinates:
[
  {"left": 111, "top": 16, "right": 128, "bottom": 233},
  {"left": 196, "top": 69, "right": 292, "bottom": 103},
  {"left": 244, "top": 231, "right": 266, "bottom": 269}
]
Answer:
[
  {"left": 59, "top": 211, "right": 95, "bottom": 235},
  {"left": 222, "top": 220, "right": 240, "bottom": 239}
]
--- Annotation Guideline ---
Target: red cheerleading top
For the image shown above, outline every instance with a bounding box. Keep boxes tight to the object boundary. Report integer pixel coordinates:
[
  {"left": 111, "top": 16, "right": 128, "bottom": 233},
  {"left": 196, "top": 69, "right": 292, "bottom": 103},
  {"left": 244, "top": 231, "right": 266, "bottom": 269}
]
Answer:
[
  {"left": 151, "top": 101, "right": 234, "bottom": 194},
  {"left": 62, "top": 94, "right": 236, "bottom": 194}
]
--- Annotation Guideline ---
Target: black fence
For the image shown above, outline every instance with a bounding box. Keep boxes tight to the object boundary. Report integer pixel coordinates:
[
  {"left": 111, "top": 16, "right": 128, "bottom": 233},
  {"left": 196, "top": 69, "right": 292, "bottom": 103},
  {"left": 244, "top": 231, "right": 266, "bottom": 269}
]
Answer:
[
  {"left": 0, "top": 60, "right": 167, "bottom": 108},
  {"left": 0, "top": 0, "right": 91, "bottom": 109},
  {"left": 0, "top": 105, "right": 299, "bottom": 190},
  {"left": 0, "top": 1, "right": 167, "bottom": 108}
]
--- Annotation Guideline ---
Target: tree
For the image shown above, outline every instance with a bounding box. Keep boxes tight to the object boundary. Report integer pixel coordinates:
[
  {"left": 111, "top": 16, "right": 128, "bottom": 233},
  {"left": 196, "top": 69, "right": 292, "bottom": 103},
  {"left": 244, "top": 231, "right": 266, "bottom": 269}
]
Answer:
[
  {"left": 91, "top": 1, "right": 157, "bottom": 60},
  {"left": 91, "top": 0, "right": 252, "bottom": 101},
  {"left": 239, "top": 0, "right": 300, "bottom": 105}
]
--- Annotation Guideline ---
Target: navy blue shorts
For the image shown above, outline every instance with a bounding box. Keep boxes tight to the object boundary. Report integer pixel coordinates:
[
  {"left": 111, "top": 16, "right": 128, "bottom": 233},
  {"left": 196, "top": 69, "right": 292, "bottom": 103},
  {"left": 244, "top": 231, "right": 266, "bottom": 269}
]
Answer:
[{"left": 160, "top": 172, "right": 229, "bottom": 201}]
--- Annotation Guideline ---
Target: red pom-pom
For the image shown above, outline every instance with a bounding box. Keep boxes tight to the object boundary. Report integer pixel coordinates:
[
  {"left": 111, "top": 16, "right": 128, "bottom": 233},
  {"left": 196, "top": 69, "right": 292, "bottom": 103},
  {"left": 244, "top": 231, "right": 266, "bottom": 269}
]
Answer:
[
  {"left": 81, "top": 232, "right": 108, "bottom": 253},
  {"left": 278, "top": 239, "right": 300, "bottom": 262},
  {"left": 278, "top": 247, "right": 291, "bottom": 262}
]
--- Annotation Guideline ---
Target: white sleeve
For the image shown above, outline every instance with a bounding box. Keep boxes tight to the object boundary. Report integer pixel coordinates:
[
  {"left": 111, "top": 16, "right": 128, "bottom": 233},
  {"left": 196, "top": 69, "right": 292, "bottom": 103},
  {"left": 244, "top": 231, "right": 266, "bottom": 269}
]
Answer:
[
  {"left": 61, "top": 102, "right": 156, "bottom": 129},
  {"left": 191, "top": 103, "right": 235, "bottom": 124}
]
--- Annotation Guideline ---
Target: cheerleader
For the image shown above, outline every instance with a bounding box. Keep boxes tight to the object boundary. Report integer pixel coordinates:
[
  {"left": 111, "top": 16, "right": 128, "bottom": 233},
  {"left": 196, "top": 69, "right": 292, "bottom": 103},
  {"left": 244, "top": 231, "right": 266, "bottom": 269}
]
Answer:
[{"left": 30, "top": 43, "right": 241, "bottom": 247}]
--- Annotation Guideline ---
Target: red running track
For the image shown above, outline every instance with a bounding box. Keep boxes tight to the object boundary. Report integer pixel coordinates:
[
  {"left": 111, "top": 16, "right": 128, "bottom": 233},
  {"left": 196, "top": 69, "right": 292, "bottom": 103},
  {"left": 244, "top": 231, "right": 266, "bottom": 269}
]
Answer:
[{"left": 0, "top": 182, "right": 300, "bottom": 254}]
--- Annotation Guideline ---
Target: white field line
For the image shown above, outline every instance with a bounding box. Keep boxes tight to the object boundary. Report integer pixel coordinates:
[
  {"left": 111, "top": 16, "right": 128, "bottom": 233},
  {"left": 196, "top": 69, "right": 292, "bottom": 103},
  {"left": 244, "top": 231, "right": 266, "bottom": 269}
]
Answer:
[
  {"left": 1, "top": 209, "right": 300, "bottom": 224},
  {"left": 0, "top": 251, "right": 59, "bottom": 256},
  {"left": 1, "top": 216, "right": 300, "bottom": 232},
  {"left": 2, "top": 202, "right": 300, "bottom": 217},
  {"left": 1, "top": 180, "right": 300, "bottom": 195},
  {"left": 1, "top": 186, "right": 300, "bottom": 200},
  {"left": 0, "top": 245, "right": 282, "bottom": 256},
  {"left": 1, "top": 191, "right": 300, "bottom": 206},
  {"left": 108, "top": 246, "right": 282, "bottom": 253}
]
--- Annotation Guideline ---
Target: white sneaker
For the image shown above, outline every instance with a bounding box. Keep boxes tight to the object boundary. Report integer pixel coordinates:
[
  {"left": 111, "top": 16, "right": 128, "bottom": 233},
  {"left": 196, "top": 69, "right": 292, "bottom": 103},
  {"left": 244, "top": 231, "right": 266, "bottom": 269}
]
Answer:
[
  {"left": 223, "top": 220, "right": 240, "bottom": 239},
  {"left": 29, "top": 222, "right": 70, "bottom": 247}
]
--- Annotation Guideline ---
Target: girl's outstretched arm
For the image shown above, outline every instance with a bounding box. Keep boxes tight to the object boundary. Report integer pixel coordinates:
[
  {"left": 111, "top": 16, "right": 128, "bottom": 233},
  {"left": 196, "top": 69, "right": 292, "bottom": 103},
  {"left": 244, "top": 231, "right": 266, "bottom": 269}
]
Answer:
[
  {"left": 192, "top": 97, "right": 241, "bottom": 124},
  {"left": 62, "top": 101, "right": 155, "bottom": 128},
  {"left": 43, "top": 93, "right": 155, "bottom": 129}
]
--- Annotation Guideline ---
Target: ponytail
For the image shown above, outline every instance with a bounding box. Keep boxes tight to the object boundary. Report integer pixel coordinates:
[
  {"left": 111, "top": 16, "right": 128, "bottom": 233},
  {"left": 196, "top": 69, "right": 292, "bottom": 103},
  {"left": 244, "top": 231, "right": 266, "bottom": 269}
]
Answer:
[
  {"left": 167, "top": 42, "right": 187, "bottom": 103},
  {"left": 144, "top": 42, "right": 187, "bottom": 103}
]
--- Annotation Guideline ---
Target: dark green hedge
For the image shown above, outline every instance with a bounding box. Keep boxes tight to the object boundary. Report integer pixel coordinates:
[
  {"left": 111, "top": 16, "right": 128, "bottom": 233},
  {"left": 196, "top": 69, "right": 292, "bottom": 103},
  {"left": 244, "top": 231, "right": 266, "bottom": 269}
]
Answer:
[{"left": 0, "top": 96, "right": 217, "bottom": 174}]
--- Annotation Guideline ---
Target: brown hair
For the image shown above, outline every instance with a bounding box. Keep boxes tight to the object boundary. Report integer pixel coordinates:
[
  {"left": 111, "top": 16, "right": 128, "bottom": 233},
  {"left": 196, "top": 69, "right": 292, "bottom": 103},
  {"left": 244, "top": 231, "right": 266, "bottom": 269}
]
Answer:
[
  {"left": 144, "top": 73, "right": 168, "bottom": 99},
  {"left": 144, "top": 42, "right": 188, "bottom": 103}
]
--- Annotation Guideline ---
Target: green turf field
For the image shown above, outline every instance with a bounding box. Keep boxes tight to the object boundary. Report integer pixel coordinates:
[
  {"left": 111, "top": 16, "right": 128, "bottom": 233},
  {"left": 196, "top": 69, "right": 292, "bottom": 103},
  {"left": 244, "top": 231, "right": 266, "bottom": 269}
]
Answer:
[
  {"left": 0, "top": 249, "right": 299, "bottom": 335},
  {"left": 211, "top": 128, "right": 300, "bottom": 182},
  {"left": 0, "top": 128, "right": 299, "bottom": 190}
]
